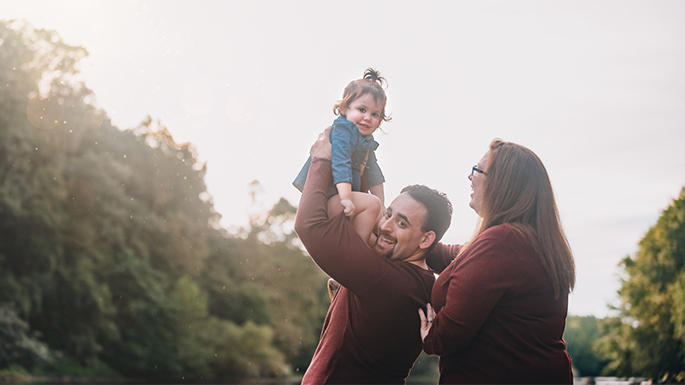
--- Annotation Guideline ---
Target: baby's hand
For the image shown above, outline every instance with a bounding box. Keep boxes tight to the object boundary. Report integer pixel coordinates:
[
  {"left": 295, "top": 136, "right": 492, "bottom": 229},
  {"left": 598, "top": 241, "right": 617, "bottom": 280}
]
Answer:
[{"left": 340, "top": 199, "right": 356, "bottom": 217}]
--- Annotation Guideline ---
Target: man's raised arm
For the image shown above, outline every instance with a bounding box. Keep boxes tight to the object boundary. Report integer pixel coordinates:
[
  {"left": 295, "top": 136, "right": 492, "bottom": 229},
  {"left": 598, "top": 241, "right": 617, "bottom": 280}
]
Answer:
[
  {"left": 294, "top": 156, "right": 335, "bottom": 246},
  {"left": 294, "top": 128, "right": 385, "bottom": 292},
  {"left": 294, "top": 127, "right": 334, "bottom": 249}
]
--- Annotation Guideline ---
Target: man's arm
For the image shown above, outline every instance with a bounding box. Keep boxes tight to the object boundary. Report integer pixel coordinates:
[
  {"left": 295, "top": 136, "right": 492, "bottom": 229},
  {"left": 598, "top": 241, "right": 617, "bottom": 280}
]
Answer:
[
  {"left": 294, "top": 130, "right": 387, "bottom": 295},
  {"left": 426, "top": 243, "right": 463, "bottom": 273}
]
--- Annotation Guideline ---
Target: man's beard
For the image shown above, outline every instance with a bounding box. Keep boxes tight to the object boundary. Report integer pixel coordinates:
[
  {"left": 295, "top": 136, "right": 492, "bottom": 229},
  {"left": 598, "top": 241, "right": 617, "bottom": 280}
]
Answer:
[{"left": 372, "top": 232, "right": 394, "bottom": 259}]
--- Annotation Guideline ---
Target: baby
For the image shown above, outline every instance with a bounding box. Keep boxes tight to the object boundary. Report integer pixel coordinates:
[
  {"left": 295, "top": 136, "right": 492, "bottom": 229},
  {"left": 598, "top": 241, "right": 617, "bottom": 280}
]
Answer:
[{"left": 294, "top": 68, "right": 390, "bottom": 247}]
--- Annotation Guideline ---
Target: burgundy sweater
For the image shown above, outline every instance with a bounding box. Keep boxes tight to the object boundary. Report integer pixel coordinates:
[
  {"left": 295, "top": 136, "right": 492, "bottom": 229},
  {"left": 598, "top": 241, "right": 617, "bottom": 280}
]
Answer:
[
  {"left": 294, "top": 158, "right": 435, "bottom": 384},
  {"left": 424, "top": 225, "right": 573, "bottom": 384}
]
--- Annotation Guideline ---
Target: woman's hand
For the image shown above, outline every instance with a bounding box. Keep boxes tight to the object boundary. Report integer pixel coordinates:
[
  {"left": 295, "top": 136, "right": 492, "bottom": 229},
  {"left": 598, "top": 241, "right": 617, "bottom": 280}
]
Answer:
[{"left": 418, "top": 303, "right": 436, "bottom": 342}]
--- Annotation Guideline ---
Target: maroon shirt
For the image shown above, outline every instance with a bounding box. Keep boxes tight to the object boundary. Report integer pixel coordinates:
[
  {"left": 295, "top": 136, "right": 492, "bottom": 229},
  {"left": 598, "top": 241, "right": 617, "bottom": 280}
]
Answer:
[
  {"left": 424, "top": 225, "right": 573, "bottom": 384},
  {"left": 294, "top": 158, "right": 435, "bottom": 384}
]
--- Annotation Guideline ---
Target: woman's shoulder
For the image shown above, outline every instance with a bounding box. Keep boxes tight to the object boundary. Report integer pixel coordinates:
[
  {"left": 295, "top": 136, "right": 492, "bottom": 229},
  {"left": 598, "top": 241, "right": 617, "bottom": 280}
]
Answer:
[
  {"left": 474, "top": 225, "right": 532, "bottom": 252},
  {"left": 478, "top": 224, "right": 516, "bottom": 239}
]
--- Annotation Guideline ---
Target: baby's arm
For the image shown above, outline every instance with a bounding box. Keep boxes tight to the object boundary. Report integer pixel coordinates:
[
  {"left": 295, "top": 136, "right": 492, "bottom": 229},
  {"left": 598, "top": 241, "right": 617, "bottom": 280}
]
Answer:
[
  {"left": 330, "top": 122, "right": 358, "bottom": 217},
  {"left": 336, "top": 182, "right": 356, "bottom": 216}
]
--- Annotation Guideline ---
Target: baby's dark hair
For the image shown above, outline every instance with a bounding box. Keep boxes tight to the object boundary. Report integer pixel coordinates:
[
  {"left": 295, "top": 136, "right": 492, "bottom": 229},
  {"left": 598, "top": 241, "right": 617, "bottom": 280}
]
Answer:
[{"left": 333, "top": 68, "right": 392, "bottom": 127}]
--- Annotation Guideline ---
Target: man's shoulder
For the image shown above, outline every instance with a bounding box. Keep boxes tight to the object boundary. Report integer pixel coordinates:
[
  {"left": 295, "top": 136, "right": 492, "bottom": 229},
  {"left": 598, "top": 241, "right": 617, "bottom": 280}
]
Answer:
[{"left": 380, "top": 260, "right": 436, "bottom": 290}]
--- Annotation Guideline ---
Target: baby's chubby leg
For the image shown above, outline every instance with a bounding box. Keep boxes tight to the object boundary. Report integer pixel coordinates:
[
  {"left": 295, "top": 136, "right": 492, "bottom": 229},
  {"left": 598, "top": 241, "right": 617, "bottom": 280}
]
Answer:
[{"left": 327, "top": 193, "right": 383, "bottom": 247}]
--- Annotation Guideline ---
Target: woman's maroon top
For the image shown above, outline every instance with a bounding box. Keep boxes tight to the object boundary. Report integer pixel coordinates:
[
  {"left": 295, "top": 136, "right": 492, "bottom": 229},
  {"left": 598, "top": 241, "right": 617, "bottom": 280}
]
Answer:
[{"left": 424, "top": 225, "right": 573, "bottom": 384}]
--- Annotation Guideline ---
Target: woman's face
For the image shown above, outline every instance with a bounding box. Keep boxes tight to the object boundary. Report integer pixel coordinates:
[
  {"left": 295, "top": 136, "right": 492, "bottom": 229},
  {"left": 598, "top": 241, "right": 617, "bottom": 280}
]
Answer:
[{"left": 469, "top": 151, "right": 489, "bottom": 215}]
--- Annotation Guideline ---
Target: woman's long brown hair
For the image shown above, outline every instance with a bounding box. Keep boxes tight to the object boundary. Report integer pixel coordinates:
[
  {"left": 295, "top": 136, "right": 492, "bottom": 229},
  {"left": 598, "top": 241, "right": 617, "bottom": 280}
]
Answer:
[{"left": 475, "top": 139, "right": 575, "bottom": 298}]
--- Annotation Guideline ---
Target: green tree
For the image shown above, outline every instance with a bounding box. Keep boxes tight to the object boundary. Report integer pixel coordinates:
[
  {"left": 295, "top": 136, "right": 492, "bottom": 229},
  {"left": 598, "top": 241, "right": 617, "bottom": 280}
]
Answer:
[
  {"left": 0, "top": 19, "right": 329, "bottom": 380},
  {"left": 210, "top": 191, "right": 330, "bottom": 371},
  {"left": 564, "top": 315, "right": 608, "bottom": 377},
  {"left": 0, "top": 305, "right": 53, "bottom": 371},
  {"left": 596, "top": 188, "right": 685, "bottom": 382}
]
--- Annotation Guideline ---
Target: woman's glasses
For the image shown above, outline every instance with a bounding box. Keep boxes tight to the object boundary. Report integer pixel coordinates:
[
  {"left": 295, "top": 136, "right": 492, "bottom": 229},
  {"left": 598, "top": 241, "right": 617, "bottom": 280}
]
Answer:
[{"left": 471, "top": 165, "right": 486, "bottom": 177}]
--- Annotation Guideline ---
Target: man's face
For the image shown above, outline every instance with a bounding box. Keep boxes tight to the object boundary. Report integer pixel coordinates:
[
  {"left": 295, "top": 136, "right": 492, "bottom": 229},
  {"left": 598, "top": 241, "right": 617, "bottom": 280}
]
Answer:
[{"left": 372, "top": 193, "right": 432, "bottom": 262}]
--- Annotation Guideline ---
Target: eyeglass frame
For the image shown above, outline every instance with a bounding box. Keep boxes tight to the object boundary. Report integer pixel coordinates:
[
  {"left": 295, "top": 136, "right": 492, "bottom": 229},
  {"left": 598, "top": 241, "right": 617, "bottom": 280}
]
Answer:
[{"left": 471, "top": 165, "right": 486, "bottom": 177}]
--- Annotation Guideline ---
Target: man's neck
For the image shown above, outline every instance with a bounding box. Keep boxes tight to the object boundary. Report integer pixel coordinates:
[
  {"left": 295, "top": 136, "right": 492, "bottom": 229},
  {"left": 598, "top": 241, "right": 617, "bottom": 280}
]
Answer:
[{"left": 408, "top": 259, "right": 428, "bottom": 270}]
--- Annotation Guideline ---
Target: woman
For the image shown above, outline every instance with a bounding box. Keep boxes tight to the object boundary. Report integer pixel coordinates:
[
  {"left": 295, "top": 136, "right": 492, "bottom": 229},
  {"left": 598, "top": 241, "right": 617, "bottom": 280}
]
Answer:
[{"left": 419, "top": 139, "right": 576, "bottom": 384}]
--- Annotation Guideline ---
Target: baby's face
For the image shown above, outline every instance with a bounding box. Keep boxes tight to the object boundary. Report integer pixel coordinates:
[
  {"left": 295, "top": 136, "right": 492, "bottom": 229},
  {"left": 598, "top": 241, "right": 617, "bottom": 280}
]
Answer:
[{"left": 340, "top": 93, "right": 382, "bottom": 136}]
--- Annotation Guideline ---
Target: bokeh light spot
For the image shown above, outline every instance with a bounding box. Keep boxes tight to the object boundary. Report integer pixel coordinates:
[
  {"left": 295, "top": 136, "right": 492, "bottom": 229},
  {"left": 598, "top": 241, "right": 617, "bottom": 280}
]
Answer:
[
  {"left": 26, "top": 93, "right": 64, "bottom": 129},
  {"left": 5, "top": 70, "right": 26, "bottom": 92},
  {"left": 84, "top": 109, "right": 104, "bottom": 129}
]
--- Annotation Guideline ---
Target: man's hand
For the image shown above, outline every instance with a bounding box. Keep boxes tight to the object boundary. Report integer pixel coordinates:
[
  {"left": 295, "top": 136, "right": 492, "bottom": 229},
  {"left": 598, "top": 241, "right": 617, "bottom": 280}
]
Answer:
[{"left": 310, "top": 126, "right": 333, "bottom": 160}]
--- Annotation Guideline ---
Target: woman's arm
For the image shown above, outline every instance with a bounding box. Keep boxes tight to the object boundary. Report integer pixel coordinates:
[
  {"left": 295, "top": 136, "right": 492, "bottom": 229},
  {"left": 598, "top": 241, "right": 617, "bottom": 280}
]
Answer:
[{"left": 423, "top": 234, "right": 517, "bottom": 356}]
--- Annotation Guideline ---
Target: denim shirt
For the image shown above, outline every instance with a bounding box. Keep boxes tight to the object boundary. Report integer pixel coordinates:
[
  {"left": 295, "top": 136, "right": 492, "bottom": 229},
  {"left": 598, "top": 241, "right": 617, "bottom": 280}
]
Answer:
[{"left": 293, "top": 116, "right": 385, "bottom": 194}]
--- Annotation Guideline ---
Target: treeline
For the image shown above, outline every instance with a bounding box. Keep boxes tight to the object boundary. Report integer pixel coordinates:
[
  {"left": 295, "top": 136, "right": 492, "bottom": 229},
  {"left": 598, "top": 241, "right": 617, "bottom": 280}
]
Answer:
[
  {"left": 0, "top": 20, "right": 329, "bottom": 381},
  {"left": 563, "top": 188, "right": 684, "bottom": 383}
]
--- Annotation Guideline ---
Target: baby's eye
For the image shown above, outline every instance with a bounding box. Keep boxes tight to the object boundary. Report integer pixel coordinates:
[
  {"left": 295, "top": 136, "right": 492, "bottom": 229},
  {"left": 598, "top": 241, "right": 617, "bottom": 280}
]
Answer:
[
  {"left": 358, "top": 108, "right": 366, "bottom": 113},
  {"left": 372, "top": 113, "right": 379, "bottom": 117}
]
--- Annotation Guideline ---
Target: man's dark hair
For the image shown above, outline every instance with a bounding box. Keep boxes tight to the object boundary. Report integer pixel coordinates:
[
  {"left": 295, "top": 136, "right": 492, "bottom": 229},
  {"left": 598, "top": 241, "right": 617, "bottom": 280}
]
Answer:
[{"left": 400, "top": 185, "right": 453, "bottom": 252}]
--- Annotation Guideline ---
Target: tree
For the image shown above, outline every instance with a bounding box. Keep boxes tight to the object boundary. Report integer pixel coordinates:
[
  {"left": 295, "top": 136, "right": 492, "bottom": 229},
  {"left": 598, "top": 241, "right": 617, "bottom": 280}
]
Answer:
[
  {"left": 0, "top": 305, "right": 53, "bottom": 371},
  {"left": 0, "top": 19, "right": 329, "bottom": 380},
  {"left": 214, "top": 189, "right": 330, "bottom": 371},
  {"left": 563, "top": 315, "right": 608, "bottom": 377},
  {"left": 596, "top": 188, "right": 684, "bottom": 382}
]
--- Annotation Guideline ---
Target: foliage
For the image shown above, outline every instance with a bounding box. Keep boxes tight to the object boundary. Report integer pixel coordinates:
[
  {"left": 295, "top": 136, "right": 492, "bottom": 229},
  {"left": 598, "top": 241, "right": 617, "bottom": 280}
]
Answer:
[
  {"left": 0, "top": 305, "right": 53, "bottom": 370},
  {"left": 595, "top": 188, "right": 685, "bottom": 383},
  {"left": 406, "top": 352, "right": 439, "bottom": 381},
  {"left": 0, "top": 364, "right": 30, "bottom": 377},
  {"left": 0, "top": 20, "right": 328, "bottom": 380},
  {"left": 564, "top": 315, "right": 608, "bottom": 377}
]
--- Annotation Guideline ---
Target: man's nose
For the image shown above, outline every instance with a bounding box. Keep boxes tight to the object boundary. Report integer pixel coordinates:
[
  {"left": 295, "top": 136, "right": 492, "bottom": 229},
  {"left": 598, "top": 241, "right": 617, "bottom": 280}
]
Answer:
[{"left": 379, "top": 218, "right": 392, "bottom": 232}]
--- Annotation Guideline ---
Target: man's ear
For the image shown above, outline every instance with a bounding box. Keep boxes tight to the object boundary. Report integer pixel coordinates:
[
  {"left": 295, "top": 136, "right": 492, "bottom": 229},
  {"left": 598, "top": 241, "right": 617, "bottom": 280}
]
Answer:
[{"left": 419, "top": 231, "right": 436, "bottom": 251}]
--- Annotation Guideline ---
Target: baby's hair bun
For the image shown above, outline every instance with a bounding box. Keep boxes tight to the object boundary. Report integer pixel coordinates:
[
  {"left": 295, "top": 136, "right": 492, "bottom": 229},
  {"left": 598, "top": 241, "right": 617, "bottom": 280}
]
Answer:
[{"left": 363, "top": 68, "right": 386, "bottom": 88}]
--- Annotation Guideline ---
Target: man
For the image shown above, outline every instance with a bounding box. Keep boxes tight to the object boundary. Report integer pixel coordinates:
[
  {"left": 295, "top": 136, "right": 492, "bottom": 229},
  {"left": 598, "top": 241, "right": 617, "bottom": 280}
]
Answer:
[{"left": 294, "top": 127, "right": 453, "bottom": 384}]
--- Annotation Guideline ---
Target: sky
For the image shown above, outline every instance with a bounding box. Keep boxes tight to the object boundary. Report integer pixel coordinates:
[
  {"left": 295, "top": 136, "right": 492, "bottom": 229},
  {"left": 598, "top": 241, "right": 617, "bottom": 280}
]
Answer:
[{"left": 3, "top": 0, "right": 684, "bottom": 317}]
